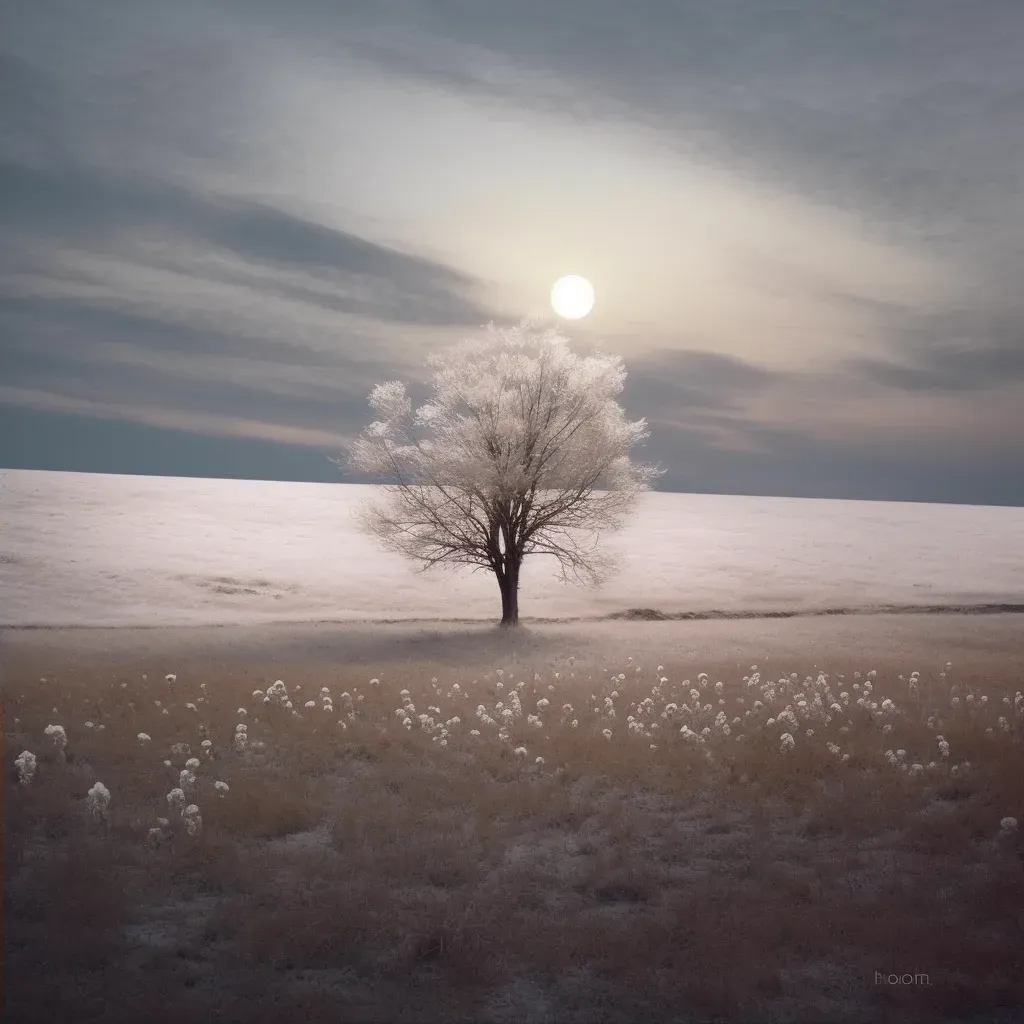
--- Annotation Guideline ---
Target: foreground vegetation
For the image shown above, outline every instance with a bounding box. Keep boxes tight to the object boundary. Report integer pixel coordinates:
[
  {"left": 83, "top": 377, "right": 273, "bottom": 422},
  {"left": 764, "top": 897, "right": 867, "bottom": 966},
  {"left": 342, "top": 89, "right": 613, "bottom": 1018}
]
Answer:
[{"left": 4, "top": 652, "right": 1024, "bottom": 1023}]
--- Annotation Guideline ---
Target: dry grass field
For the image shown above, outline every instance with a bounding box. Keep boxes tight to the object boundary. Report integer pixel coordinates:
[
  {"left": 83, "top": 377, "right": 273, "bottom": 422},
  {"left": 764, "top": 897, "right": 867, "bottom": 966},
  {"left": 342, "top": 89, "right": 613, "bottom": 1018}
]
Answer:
[{"left": 4, "top": 627, "right": 1024, "bottom": 1023}]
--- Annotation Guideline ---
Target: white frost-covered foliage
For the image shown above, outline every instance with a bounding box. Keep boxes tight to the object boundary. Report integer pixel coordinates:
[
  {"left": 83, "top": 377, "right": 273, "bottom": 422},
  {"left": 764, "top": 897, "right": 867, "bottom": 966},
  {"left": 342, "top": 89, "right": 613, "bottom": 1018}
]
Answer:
[{"left": 339, "top": 320, "right": 661, "bottom": 620}]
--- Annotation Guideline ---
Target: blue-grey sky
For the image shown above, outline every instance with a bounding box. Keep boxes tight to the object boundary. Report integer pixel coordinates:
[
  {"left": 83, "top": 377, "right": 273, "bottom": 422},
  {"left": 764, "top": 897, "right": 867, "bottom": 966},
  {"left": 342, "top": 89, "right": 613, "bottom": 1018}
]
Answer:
[{"left": 2, "top": 1, "right": 1023, "bottom": 504}]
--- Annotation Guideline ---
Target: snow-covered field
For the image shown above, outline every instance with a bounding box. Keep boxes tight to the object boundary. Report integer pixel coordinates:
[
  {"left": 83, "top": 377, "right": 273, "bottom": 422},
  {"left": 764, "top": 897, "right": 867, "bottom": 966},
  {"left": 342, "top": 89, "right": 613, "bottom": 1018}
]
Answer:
[{"left": 2, "top": 468, "right": 1024, "bottom": 628}]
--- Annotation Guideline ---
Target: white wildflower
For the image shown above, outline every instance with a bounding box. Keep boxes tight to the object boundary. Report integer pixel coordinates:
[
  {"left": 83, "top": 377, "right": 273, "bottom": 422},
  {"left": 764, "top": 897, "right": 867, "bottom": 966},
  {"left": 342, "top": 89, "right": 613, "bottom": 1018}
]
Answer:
[
  {"left": 14, "top": 750, "right": 37, "bottom": 785},
  {"left": 44, "top": 724, "right": 68, "bottom": 761},
  {"left": 137, "top": 732, "right": 152, "bottom": 743},
  {"left": 182, "top": 804, "right": 202, "bottom": 836},
  {"left": 87, "top": 781, "right": 111, "bottom": 822}
]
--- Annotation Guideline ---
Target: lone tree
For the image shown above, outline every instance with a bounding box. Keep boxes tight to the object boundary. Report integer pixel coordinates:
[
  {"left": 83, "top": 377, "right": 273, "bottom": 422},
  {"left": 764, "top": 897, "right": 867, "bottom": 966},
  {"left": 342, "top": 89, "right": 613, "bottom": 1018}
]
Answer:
[{"left": 339, "top": 319, "right": 661, "bottom": 626}]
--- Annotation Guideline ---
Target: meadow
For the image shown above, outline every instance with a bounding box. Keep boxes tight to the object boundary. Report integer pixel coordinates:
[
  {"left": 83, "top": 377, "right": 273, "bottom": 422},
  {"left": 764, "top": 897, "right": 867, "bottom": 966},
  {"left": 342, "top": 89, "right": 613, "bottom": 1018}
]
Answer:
[{"left": 5, "top": 636, "right": 1023, "bottom": 1023}]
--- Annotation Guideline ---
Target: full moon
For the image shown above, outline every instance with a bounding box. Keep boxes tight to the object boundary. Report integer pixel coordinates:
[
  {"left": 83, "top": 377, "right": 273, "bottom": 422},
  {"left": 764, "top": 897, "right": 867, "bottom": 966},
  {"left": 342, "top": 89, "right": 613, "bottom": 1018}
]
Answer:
[{"left": 551, "top": 275, "right": 595, "bottom": 319}]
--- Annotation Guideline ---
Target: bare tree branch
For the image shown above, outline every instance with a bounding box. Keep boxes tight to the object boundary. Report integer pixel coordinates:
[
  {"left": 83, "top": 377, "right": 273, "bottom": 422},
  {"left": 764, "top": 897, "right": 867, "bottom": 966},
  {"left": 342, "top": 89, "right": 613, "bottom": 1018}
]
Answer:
[{"left": 339, "top": 319, "right": 663, "bottom": 623}]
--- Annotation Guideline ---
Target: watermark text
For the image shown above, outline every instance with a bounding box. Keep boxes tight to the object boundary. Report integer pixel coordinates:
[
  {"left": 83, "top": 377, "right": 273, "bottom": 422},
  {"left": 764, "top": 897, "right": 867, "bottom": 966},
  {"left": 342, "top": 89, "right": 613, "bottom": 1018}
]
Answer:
[{"left": 875, "top": 971, "right": 932, "bottom": 987}]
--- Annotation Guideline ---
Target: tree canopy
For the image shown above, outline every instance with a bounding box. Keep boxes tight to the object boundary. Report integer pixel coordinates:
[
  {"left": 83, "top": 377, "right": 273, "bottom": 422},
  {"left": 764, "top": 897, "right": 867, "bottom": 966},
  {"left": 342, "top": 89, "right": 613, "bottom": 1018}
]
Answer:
[{"left": 339, "top": 319, "right": 661, "bottom": 624}]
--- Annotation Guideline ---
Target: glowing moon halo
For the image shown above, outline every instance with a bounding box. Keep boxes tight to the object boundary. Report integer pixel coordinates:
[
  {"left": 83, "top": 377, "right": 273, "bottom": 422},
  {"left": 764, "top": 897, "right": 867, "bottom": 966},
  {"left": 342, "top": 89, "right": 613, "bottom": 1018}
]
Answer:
[{"left": 551, "top": 275, "right": 595, "bottom": 319}]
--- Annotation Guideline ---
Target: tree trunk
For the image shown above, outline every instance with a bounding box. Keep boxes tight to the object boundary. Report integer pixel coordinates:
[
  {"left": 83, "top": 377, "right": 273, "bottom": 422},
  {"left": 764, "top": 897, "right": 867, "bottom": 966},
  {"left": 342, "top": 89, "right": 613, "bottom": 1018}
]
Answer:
[{"left": 498, "top": 555, "right": 520, "bottom": 627}]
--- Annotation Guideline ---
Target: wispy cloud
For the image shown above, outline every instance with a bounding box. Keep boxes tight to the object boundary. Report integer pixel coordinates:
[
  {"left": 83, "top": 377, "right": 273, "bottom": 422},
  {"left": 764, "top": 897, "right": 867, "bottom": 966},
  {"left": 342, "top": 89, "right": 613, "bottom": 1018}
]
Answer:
[
  {"left": 0, "top": 158, "right": 496, "bottom": 328},
  {"left": 0, "top": 384, "right": 352, "bottom": 448}
]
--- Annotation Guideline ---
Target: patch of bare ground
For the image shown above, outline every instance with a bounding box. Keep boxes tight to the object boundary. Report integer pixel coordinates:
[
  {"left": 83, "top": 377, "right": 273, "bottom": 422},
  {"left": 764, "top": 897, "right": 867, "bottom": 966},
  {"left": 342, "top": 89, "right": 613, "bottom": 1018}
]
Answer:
[{"left": 4, "top": 652, "right": 1023, "bottom": 1022}]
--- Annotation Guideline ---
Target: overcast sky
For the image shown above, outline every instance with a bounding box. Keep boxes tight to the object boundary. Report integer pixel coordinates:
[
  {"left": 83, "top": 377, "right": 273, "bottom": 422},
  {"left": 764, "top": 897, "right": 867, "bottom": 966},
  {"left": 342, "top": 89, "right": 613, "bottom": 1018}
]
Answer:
[{"left": 2, "top": 1, "right": 1022, "bottom": 504}]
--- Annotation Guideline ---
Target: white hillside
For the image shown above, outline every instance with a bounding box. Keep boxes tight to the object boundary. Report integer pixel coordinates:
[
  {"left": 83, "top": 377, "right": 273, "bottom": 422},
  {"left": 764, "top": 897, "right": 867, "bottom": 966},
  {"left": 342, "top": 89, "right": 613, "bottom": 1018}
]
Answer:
[{"left": 2, "top": 469, "right": 1023, "bottom": 628}]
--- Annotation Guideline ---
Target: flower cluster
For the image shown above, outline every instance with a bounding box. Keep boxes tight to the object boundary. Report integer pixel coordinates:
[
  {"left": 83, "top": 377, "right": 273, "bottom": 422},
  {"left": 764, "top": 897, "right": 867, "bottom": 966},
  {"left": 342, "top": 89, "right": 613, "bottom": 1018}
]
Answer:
[
  {"left": 44, "top": 724, "right": 68, "bottom": 762},
  {"left": 261, "top": 680, "right": 291, "bottom": 709},
  {"left": 87, "top": 781, "right": 111, "bottom": 823},
  {"left": 183, "top": 804, "right": 202, "bottom": 837},
  {"left": 14, "top": 750, "right": 37, "bottom": 785}
]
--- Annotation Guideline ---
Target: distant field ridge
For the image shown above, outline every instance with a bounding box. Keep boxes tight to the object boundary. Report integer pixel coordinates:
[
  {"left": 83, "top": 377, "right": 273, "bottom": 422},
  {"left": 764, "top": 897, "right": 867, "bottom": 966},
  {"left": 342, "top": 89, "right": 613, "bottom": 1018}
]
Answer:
[{"left": 6, "top": 601, "right": 1024, "bottom": 630}]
